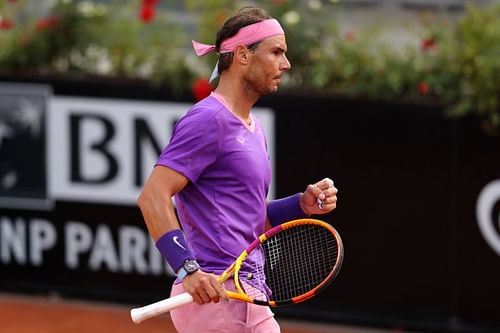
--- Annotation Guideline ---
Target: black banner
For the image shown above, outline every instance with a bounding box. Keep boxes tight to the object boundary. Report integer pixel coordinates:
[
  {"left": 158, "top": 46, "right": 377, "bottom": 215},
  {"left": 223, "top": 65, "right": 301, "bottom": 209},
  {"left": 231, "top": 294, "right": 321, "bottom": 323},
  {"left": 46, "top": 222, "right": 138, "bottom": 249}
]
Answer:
[{"left": 1, "top": 78, "right": 499, "bottom": 332}]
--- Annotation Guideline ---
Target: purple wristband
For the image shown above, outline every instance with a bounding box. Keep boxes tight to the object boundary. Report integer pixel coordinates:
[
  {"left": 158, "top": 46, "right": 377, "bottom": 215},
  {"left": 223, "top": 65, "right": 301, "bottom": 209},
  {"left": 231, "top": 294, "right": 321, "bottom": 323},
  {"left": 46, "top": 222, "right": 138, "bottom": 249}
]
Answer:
[
  {"left": 267, "top": 193, "right": 310, "bottom": 227},
  {"left": 155, "top": 229, "right": 194, "bottom": 273}
]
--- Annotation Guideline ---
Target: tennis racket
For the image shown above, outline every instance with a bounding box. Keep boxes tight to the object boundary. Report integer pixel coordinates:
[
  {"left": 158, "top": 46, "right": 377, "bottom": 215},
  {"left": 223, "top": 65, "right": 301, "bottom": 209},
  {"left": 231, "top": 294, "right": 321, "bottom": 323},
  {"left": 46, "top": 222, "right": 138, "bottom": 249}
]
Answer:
[{"left": 130, "top": 218, "right": 343, "bottom": 324}]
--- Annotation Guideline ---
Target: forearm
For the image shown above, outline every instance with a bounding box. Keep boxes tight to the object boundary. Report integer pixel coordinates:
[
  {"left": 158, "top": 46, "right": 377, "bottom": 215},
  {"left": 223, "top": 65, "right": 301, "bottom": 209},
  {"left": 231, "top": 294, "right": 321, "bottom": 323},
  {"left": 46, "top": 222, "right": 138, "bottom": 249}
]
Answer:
[{"left": 138, "top": 165, "right": 193, "bottom": 273}]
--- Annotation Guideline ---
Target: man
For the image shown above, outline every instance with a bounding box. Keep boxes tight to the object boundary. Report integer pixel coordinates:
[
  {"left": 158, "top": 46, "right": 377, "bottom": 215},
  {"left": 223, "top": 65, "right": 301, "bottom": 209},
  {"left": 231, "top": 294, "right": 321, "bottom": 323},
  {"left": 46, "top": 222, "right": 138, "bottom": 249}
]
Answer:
[{"left": 138, "top": 6, "right": 338, "bottom": 332}]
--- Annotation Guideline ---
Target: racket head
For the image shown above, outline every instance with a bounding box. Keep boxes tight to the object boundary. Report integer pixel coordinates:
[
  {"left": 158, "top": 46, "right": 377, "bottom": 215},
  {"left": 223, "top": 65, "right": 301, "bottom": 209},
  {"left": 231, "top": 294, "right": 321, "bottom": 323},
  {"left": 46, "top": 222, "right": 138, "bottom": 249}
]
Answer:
[{"left": 232, "top": 218, "right": 343, "bottom": 307}]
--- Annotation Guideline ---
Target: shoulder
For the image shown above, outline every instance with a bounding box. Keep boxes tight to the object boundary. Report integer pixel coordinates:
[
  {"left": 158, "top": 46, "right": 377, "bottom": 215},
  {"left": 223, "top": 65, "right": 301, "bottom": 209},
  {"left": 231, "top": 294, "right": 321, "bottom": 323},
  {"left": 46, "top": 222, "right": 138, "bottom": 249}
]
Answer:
[
  {"left": 171, "top": 96, "right": 226, "bottom": 141},
  {"left": 183, "top": 96, "right": 226, "bottom": 125}
]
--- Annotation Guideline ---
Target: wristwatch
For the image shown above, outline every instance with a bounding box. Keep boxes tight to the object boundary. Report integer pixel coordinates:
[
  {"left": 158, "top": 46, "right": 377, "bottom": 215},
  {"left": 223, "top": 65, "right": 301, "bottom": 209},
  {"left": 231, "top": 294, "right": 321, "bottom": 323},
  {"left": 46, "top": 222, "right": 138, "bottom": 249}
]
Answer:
[{"left": 177, "top": 259, "right": 200, "bottom": 281}]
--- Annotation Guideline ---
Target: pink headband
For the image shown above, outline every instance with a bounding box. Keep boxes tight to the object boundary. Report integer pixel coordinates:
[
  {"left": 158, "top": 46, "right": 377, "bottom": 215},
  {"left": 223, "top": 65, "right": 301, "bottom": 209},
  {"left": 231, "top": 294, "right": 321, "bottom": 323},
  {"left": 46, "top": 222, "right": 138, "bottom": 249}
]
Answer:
[{"left": 192, "top": 19, "right": 285, "bottom": 56}]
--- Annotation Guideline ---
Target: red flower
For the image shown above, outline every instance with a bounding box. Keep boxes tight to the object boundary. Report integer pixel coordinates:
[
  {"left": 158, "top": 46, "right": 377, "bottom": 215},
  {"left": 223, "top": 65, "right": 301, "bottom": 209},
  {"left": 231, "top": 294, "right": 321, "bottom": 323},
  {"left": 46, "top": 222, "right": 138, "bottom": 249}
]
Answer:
[
  {"left": 139, "top": 4, "right": 156, "bottom": 23},
  {"left": 421, "top": 38, "right": 436, "bottom": 51},
  {"left": 0, "top": 19, "right": 14, "bottom": 30},
  {"left": 139, "top": 0, "right": 159, "bottom": 23},
  {"left": 417, "top": 81, "right": 430, "bottom": 96},
  {"left": 36, "top": 16, "right": 59, "bottom": 31},
  {"left": 192, "top": 78, "right": 213, "bottom": 101}
]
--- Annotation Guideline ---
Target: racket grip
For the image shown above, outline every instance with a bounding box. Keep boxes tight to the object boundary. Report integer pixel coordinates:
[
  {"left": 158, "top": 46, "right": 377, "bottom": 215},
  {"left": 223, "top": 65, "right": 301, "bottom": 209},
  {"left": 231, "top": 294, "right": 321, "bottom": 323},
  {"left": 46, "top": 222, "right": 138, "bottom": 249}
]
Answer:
[{"left": 130, "top": 292, "right": 194, "bottom": 324}]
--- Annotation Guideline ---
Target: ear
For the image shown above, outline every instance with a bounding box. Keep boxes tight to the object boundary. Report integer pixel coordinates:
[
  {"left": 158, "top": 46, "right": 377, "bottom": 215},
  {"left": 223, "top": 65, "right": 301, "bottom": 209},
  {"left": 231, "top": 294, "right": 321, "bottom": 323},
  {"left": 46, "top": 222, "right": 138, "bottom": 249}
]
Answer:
[{"left": 233, "top": 45, "right": 250, "bottom": 65}]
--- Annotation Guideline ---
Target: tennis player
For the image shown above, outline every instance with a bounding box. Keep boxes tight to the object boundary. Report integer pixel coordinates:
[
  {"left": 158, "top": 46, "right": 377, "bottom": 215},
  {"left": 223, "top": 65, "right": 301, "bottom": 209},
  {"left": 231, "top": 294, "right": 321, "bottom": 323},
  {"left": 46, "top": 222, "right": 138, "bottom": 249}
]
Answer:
[{"left": 138, "top": 6, "right": 338, "bottom": 332}]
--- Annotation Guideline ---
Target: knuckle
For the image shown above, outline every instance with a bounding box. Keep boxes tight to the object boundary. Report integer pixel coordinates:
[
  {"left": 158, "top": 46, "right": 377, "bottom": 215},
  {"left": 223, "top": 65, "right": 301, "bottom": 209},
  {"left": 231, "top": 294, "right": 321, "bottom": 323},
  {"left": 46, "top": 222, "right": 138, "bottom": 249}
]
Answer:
[{"left": 198, "top": 276, "right": 209, "bottom": 285}]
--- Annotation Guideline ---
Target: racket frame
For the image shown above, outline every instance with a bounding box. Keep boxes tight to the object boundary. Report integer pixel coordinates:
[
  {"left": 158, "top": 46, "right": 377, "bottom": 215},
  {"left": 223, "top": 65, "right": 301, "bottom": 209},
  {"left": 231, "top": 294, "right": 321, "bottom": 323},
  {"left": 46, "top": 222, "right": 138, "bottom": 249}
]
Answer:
[{"left": 232, "top": 218, "right": 343, "bottom": 306}]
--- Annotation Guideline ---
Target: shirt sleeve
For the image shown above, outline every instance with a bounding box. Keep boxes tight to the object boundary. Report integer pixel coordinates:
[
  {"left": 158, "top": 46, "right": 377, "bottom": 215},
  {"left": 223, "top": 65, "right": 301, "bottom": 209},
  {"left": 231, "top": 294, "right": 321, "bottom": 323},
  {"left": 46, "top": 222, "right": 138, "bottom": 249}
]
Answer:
[{"left": 156, "top": 107, "right": 220, "bottom": 182}]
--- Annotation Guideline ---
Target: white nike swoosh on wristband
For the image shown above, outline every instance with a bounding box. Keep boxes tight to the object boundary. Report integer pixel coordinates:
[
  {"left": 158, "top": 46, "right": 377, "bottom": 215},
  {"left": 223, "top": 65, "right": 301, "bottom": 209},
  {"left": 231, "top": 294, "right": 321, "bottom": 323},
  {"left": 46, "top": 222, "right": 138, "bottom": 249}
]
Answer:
[{"left": 173, "top": 236, "right": 186, "bottom": 250}]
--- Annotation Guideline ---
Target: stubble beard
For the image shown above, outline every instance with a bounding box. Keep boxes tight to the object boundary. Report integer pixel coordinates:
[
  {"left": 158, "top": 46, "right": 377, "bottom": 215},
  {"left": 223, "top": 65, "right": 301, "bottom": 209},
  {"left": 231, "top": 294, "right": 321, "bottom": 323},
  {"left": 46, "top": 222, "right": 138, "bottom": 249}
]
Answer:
[{"left": 243, "top": 74, "right": 279, "bottom": 98}]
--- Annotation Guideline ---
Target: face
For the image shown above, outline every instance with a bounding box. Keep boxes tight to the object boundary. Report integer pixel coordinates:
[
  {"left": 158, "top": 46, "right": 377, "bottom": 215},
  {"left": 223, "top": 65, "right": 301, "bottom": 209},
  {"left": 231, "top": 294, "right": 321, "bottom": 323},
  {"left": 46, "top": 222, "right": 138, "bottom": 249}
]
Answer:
[{"left": 244, "top": 35, "right": 291, "bottom": 96}]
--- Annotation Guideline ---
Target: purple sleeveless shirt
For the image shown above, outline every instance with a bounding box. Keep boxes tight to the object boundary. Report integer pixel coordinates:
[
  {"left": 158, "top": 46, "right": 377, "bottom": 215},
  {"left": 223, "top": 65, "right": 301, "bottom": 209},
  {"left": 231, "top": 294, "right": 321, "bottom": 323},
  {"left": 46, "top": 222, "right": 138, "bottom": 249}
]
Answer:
[{"left": 156, "top": 93, "right": 271, "bottom": 276}]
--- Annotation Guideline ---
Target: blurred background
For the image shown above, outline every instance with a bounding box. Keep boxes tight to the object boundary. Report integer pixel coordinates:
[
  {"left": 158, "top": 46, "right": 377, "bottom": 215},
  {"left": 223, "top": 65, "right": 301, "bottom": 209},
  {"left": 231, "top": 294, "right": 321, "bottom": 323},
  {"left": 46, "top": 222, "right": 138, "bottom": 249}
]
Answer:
[{"left": 0, "top": 0, "right": 499, "bottom": 332}]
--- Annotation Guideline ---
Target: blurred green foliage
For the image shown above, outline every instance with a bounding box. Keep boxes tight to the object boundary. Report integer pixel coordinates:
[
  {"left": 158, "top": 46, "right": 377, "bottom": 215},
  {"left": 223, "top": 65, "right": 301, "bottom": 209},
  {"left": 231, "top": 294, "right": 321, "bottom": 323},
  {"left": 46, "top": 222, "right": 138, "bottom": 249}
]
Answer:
[
  {"left": 0, "top": 0, "right": 191, "bottom": 92},
  {"left": 431, "top": 4, "right": 500, "bottom": 132},
  {"left": 0, "top": 0, "right": 499, "bottom": 130}
]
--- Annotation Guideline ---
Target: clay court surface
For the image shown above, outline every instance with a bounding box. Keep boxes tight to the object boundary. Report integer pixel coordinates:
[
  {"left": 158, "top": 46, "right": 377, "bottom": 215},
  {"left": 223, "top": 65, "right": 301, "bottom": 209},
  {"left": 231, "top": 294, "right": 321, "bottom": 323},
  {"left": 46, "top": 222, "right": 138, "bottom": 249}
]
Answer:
[{"left": 0, "top": 293, "right": 415, "bottom": 333}]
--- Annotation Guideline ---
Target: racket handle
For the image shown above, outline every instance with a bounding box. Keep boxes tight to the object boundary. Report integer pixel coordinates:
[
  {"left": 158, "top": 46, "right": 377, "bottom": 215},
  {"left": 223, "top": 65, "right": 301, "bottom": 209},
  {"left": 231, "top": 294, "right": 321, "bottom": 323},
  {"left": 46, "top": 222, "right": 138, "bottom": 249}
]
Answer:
[{"left": 130, "top": 292, "right": 194, "bottom": 324}]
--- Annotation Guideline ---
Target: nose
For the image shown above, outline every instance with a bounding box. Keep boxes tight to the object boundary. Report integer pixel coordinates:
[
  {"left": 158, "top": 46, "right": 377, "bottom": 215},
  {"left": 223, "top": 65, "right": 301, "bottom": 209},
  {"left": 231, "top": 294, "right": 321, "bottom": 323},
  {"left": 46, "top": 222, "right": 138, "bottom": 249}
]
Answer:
[{"left": 281, "top": 54, "right": 291, "bottom": 72}]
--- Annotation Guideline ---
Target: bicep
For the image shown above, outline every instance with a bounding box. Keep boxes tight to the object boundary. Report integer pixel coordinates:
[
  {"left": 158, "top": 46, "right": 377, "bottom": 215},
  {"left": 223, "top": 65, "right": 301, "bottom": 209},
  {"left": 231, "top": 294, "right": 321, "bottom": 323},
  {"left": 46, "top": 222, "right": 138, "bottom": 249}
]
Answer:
[{"left": 138, "top": 165, "right": 189, "bottom": 240}]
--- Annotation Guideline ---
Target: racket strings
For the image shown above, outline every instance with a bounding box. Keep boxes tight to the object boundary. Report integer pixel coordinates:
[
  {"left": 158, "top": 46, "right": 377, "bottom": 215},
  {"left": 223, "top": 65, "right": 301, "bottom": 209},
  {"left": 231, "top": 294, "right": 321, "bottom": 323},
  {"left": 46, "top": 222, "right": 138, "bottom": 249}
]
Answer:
[{"left": 262, "top": 224, "right": 338, "bottom": 302}]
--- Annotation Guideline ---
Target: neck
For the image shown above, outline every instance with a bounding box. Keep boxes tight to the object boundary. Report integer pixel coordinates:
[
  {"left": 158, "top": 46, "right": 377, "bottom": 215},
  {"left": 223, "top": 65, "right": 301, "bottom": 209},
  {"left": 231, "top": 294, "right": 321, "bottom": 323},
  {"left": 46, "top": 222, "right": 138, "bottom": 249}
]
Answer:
[{"left": 214, "top": 73, "right": 260, "bottom": 122}]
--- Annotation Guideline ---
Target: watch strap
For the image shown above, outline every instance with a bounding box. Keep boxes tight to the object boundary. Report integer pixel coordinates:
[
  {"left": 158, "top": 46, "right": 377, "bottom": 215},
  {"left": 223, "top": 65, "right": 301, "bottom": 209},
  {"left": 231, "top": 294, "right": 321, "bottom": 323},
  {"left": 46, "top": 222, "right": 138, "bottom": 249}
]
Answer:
[{"left": 177, "top": 266, "right": 189, "bottom": 281}]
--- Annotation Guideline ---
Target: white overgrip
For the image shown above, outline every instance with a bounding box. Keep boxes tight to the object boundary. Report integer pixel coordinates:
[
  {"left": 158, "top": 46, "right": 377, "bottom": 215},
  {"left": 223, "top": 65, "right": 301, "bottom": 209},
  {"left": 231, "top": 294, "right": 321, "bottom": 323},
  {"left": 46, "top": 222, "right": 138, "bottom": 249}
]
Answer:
[{"left": 130, "top": 292, "right": 194, "bottom": 324}]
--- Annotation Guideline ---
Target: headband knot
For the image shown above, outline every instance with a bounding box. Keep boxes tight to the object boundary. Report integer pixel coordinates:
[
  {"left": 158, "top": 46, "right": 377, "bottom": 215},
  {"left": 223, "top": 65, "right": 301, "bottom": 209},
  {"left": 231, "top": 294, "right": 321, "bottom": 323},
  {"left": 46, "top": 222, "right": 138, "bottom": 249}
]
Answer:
[{"left": 192, "top": 40, "right": 217, "bottom": 57}]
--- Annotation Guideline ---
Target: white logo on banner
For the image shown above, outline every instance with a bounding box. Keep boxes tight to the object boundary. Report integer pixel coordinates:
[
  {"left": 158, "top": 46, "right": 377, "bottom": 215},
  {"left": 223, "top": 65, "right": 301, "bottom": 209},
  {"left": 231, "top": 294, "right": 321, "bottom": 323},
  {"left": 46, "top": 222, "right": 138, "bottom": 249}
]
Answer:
[
  {"left": 49, "top": 97, "right": 182, "bottom": 205},
  {"left": 476, "top": 179, "right": 500, "bottom": 256},
  {"left": 49, "top": 97, "right": 275, "bottom": 205}
]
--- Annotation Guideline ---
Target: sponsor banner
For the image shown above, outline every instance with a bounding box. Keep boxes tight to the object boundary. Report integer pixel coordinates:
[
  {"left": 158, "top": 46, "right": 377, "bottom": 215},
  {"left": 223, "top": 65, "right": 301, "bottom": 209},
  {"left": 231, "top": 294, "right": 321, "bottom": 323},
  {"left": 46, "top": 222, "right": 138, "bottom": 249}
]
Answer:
[{"left": 1, "top": 81, "right": 500, "bottom": 331}]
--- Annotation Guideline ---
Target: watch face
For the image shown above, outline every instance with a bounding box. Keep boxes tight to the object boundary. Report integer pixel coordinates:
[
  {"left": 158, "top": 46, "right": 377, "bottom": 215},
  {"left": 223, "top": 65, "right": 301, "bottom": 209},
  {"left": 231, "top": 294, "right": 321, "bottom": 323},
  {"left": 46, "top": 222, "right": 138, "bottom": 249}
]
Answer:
[{"left": 185, "top": 260, "right": 199, "bottom": 273}]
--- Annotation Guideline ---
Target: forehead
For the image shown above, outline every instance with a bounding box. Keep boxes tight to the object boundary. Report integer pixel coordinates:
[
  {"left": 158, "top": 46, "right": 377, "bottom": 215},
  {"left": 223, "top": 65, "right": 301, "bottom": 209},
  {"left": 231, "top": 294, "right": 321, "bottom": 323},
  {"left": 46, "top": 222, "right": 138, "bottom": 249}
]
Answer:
[{"left": 258, "top": 35, "right": 287, "bottom": 50}]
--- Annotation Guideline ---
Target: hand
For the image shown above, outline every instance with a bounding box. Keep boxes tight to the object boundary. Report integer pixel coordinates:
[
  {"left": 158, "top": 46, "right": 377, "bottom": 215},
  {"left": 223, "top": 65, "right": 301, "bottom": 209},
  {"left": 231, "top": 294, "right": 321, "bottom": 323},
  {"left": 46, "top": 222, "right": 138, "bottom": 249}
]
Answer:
[
  {"left": 182, "top": 270, "right": 228, "bottom": 305},
  {"left": 300, "top": 177, "right": 338, "bottom": 215}
]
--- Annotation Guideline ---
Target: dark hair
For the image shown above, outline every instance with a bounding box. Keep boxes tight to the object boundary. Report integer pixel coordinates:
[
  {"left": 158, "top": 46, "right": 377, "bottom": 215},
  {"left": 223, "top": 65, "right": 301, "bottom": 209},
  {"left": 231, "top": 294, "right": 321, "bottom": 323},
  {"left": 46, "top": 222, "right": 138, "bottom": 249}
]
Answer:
[{"left": 215, "top": 7, "right": 272, "bottom": 74}]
